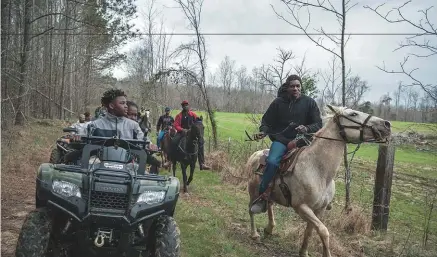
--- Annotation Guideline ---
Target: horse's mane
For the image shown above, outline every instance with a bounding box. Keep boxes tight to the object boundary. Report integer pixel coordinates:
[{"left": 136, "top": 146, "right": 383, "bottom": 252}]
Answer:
[{"left": 316, "top": 105, "right": 347, "bottom": 136}]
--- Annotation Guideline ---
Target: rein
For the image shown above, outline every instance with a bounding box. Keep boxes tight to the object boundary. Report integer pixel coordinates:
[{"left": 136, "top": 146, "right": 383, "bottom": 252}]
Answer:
[
  {"left": 177, "top": 129, "right": 200, "bottom": 156},
  {"left": 245, "top": 110, "right": 388, "bottom": 158}
]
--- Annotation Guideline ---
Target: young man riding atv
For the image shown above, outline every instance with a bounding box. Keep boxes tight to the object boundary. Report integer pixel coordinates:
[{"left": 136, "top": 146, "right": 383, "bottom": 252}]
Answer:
[
  {"left": 250, "top": 75, "right": 323, "bottom": 214},
  {"left": 67, "top": 90, "right": 159, "bottom": 171},
  {"left": 70, "top": 114, "right": 90, "bottom": 135},
  {"left": 172, "top": 100, "right": 210, "bottom": 170},
  {"left": 16, "top": 90, "right": 182, "bottom": 257},
  {"left": 127, "top": 100, "right": 165, "bottom": 173}
]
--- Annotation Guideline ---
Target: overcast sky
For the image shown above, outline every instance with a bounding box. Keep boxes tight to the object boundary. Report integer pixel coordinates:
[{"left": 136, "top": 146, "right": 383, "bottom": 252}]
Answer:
[{"left": 112, "top": 0, "right": 436, "bottom": 102}]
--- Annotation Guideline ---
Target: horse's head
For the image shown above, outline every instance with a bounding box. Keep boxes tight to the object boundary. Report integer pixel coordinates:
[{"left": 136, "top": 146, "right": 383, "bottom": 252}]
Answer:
[
  {"left": 326, "top": 104, "right": 391, "bottom": 144},
  {"left": 188, "top": 117, "right": 204, "bottom": 141}
]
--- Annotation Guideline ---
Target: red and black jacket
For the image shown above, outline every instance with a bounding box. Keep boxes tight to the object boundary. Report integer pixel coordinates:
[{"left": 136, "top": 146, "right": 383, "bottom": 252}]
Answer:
[{"left": 174, "top": 111, "right": 198, "bottom": 132}]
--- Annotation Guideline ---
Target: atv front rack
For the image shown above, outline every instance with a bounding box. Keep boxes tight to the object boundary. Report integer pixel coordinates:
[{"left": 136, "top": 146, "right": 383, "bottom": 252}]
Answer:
[{"left": 53, "top": 164, "right": 169, "bottom": 182}]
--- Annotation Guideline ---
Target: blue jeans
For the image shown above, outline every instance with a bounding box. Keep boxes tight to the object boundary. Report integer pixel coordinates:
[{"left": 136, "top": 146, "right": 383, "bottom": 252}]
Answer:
[
  {"left": 157, "top": 130, "right": 166, "bottom": 147},
  {"left": 259, "top": 141, "right": 287, "bottom": 193}
]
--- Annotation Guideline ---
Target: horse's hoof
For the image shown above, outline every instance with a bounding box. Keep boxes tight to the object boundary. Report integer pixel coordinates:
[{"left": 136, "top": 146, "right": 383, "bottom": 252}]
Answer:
[
  {"left": 250, "top": 233, "right": 261, "bottom": 242},
  {"left": 299, "top": 250, "right": 309, "bottom": 257},
  {"left": 263, "top": 227, "right": 273, "bottom": 237}
]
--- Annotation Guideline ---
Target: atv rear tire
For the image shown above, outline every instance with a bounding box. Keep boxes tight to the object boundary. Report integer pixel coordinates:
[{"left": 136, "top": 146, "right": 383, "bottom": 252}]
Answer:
[
  {"left": 149, "top": 215, "right": 181, "bottom": 257},
  {"left": 15, "top": 209, "right": 52, "bottom": 257},
  {"left": 49, "top": 148, "right": 62, "bottom": 164}
]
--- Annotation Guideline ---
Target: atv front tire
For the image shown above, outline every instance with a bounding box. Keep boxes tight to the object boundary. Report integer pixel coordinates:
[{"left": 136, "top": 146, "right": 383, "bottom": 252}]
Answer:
[
  {"left": 15, "top": 209, "right": 52, "bottom": 257},
  {"left": 149, "top": 215, "right": 181, "bottom": 257},
  {"left": 49, "top": 148, "right": 62, "bottom": 164}
]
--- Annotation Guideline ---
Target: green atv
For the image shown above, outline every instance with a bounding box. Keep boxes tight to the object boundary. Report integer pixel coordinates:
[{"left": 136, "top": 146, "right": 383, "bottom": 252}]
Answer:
[
  {"left": 16, "top": 132, "right": 181, "bottom": 257},
  {"left": 49, "top": 127, "right": 86, "bottom": 164}
]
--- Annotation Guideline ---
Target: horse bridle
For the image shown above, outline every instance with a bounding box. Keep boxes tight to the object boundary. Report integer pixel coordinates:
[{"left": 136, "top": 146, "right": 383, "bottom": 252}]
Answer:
[
  {"left": 335, "top": 113, "right": 382, "bottom": 143},
  {"left": 314, "top": 110, "right": 384, "bottom": 144},
  {"left": 177, "top": 125, "right": 202, "bottom": 156}
]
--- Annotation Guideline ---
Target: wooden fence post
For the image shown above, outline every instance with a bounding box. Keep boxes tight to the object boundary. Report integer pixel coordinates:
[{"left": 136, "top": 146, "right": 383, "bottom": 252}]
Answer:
[{"left": 372, "top": 141, "right": 395, "bottom": 231}]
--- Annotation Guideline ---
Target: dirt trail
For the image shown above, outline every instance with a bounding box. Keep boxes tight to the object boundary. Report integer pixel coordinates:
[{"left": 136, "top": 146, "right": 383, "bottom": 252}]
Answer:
[
  {"left": 1, "top": 124, "right": 63, "bottom": 257},
  {"left": 1, "top": 166, "right": 38, "bottom": 257}
]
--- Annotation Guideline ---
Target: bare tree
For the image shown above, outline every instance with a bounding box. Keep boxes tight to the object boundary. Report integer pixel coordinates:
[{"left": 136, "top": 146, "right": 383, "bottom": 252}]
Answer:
[
  {"left": 345, "top": 75, "right": 370, "bottom": 108},
  {"left": 217, "top": 56, "right": 236, "bottom": 108},
  {"left": 259, "top": 47, "right": 295, "bottom": 91},
  {"left": 1, "top": 0, "right": 137, "bottom": 127},
  {"left": 394, "top": 83, "right": 405, "bottom": 120},
  {"left": 157, "top": 0, "right": 218, "bottom": 148},
  {"left": 365, "top": 1, "right": 437, "bottom": 102},
  {"left": 272, "top": 0, "right": 357, "bottom": 209},
  {"left": 320, "top": 56, "right": 342, "bottom": 105}
]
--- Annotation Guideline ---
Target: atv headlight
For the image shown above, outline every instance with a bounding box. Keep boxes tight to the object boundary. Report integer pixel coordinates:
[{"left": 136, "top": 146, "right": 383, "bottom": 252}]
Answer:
[
  {"left": 137, "top": 191, "right": 166, "bottom": 204},
  {"left": 52, "top": 180, "right": 81, "bottom": 198}
]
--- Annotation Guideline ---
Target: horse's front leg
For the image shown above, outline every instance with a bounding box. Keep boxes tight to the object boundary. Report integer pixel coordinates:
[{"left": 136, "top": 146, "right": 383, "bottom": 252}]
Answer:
[
  {"left": 172, "top": 160, "right": 177, "bottom": 177},
  {"left": 248, "top": 179, "right": 261, "bottom": 241},
  {"left": 264, "top": 201, "right": 276, "bottom": 236},
  {"left": 181, "top": 163, "right": 188, "bottom": 193},
  {"left": 186, "top": 159, "right": 195, "bottom": 186}
]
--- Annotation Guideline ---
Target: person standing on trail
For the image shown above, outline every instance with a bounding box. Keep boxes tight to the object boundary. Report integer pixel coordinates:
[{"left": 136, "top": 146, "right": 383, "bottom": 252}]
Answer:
[
  {"left": 250, "top": 75, "right": 323, "bottom": 214},
  {"left": 173, "top": 100, "right": 211, "bottom": 170},
  {"left": 156, "top": 107, "right": 175, "bottom": 150}
]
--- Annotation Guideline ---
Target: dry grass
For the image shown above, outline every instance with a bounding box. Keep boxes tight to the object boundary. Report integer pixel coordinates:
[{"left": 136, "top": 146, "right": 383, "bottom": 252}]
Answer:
[
  {"left": 1, "top": 120, "right": 66, "bottom": 256},
  {"left": 206, "top": 150, "right": 248, "bottom": 188}
]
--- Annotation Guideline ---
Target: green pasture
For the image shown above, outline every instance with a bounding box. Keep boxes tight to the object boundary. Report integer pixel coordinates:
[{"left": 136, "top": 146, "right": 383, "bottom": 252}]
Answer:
[{"left": 166, "top": 111, "right": 436, "bottom": 167}]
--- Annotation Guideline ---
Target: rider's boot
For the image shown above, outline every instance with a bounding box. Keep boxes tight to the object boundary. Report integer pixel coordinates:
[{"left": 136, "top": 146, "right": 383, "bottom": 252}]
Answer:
[
  {"left": 250, "top": 163, "right": 278, "bottom": 214},
  {"left": 250, "top": 186, "right": 273, "bottom": 214}
]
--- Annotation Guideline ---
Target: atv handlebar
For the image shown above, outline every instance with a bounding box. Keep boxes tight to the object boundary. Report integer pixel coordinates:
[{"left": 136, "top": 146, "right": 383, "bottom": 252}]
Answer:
[
  {"left": 63, "top": 127, "right": 79, "bottom": 133},
  {"left": 80, "top": 136, "right": 147, "bottom": 150}
]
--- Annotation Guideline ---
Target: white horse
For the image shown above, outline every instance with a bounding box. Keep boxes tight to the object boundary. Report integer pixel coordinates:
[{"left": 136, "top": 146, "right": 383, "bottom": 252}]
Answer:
[{"left": 246, "top": 105, "right": 392, "bottom": 257}]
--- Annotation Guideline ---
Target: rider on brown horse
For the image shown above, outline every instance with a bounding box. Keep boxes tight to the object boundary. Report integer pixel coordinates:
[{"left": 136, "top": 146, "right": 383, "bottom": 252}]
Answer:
[
  {"left": 156, "top": 107, "right": 175, "bottom": 150},
  {"left": 173, "top": 100, "right": 211, "bottom": 170},
  {"left": 250, "top": 75, "right": 323, "bottom": 214}
]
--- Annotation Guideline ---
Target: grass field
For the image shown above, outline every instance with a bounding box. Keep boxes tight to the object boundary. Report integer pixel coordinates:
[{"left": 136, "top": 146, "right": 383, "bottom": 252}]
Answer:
[{"left": 1, "top": 114, "right": 436, "bottom": 257}]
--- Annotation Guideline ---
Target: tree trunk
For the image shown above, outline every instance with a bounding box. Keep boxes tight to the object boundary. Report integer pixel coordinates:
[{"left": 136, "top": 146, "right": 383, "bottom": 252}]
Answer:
[
  {"left": 59, "top": 0, "right": 69, "bottom": 120},
  {"left": 14, "top": 0, "right": 32, "bottom": 125}
]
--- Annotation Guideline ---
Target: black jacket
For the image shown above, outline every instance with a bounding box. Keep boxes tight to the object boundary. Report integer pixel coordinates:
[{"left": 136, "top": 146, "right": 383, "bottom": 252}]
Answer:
[
  {"left": 259, "top": 86, "right": 322, "bottom": 145},
  {"left": 156, "top": 114, "right": 174, "bottom": 131}
]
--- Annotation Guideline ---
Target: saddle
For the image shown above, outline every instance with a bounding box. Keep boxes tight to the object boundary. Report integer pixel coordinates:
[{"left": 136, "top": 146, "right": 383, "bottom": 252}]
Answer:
[
  {"left": 165, "top": 126, "right": 177, "bottom": 137},
  {"left": 256, "top": 142, "right": 307, "bottom": 176}
]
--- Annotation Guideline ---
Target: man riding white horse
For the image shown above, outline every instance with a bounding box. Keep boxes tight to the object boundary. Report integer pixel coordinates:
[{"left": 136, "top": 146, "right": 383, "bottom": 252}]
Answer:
[{"left": 250, "top": 74, "right": 323, "bottom": 214}]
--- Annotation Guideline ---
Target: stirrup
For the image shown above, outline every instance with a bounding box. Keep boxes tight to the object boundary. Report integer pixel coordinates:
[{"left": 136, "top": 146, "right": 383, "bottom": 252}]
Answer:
[{"left": 250, "top": 187, "right": 272, "bottom": 213}]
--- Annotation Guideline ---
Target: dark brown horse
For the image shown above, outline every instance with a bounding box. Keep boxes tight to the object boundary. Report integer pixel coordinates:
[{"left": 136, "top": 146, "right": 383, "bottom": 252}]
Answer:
[
  {"left": 160, "top": 126, "right": 176, "bottom": 171},
  {"left": 167, "top": 118, "right": 204, "bottom": 193}
]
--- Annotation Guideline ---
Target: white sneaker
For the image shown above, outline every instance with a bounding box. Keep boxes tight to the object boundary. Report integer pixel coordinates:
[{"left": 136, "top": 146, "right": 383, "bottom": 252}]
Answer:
[{"left": 250, "top": 199, "right": 267, "bottom": 214}]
